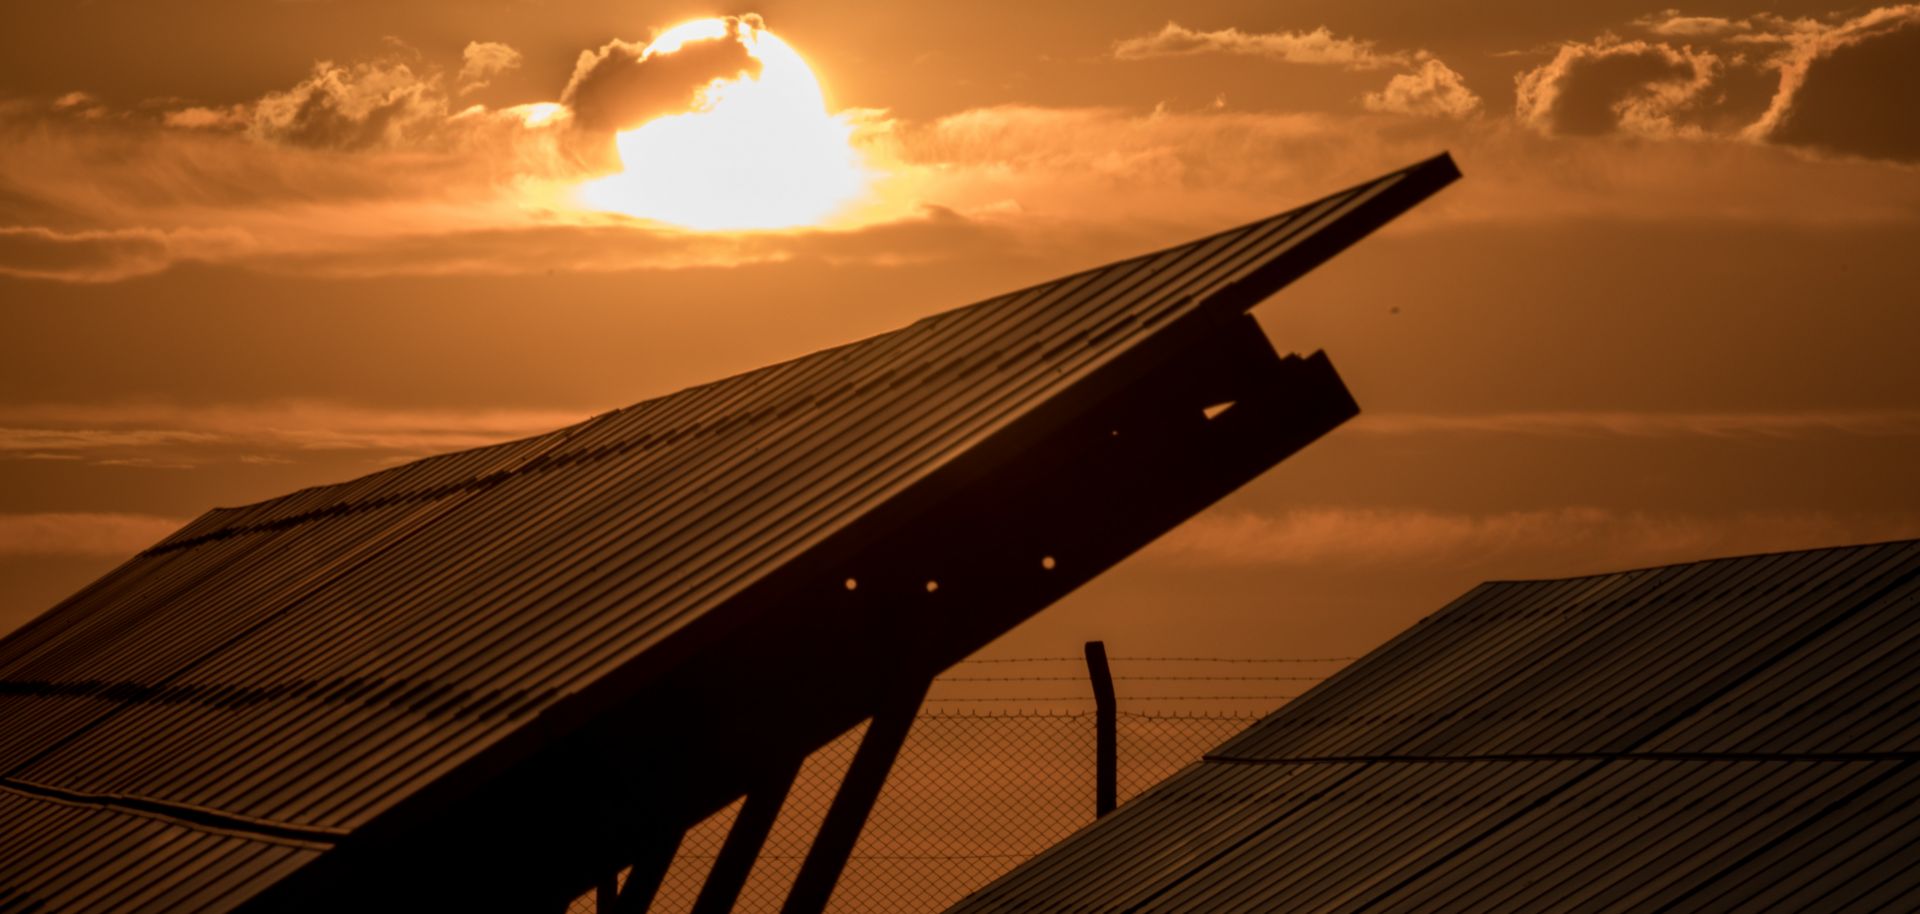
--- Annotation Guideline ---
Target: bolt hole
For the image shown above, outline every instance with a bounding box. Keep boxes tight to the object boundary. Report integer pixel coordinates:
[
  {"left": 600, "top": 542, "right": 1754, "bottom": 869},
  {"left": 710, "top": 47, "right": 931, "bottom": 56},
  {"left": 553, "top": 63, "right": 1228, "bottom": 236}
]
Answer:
[
  {"left": 1041, "top": 556, "right": 1057, "bottom": 571},
  {"left": 843, "top": 577, "right": 858, "bottom": 591},
  {"left": 925, "top": 580, "right": 940, "bottom": 594}
]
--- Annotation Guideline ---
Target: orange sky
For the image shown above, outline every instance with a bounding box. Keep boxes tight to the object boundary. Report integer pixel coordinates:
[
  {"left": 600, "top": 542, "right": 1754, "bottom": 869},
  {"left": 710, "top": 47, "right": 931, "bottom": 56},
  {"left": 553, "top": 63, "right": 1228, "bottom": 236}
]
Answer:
[{"left": 2, "top": 0, "right": 1917, "bottom": 669}]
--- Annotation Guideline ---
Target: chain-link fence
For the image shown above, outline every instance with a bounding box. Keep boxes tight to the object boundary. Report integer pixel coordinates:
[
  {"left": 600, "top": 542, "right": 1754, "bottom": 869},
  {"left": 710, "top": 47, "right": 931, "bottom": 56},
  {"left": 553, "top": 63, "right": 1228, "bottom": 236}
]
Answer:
[{"left": 569, "top": 655, "right": 1348, "bottom": 913}]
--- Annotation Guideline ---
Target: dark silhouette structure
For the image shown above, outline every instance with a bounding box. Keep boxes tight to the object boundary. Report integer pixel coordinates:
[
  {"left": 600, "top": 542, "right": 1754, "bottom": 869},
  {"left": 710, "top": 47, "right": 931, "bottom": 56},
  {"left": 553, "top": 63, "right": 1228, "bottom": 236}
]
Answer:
[
  {"left": 949, "top": 539, "right": 1920, "bottom": 913},
  {"left": 0, "top": 154, "right": 1459, "bottom": 913}
]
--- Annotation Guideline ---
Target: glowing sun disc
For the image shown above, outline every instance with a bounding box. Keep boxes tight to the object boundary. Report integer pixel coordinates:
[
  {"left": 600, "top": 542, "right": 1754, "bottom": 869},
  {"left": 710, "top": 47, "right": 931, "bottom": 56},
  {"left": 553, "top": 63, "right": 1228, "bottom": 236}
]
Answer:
[{"left": 576, "top": 20, "right": 870, "bottom": 230}]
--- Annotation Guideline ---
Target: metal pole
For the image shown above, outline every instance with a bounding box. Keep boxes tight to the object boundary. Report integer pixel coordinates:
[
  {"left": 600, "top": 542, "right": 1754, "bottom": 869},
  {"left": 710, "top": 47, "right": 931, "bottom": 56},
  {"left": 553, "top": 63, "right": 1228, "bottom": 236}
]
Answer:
[{"left": 1085, "top": 640, "right": 1117, "bottom": 817}]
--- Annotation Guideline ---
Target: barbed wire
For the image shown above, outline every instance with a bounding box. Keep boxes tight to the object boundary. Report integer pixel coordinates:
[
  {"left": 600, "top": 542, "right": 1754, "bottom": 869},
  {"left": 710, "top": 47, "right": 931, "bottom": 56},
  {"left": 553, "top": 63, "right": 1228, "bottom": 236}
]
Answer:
[
  {"left": 934, "top": 675, "right": 1327, "bottom": 682},
  {"left": 925, "top": 694, "right": 1297, "bottom": 702},
  {"left": 954, "top": 655, "right": 1357, "bottom": 664},
  {"left": 1114, "top": 656, "right": 1357, "bottom": 663}
]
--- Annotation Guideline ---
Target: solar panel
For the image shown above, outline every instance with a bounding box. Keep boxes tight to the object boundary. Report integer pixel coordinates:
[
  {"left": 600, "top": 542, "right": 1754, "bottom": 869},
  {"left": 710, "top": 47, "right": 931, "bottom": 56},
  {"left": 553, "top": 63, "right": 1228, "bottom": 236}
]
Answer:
[
  {"left": 950, "top": 539, "right": 1920, "bottom": 913},
  {"left": 0, "top": 153, "right": 1460, "bottom": 912}
]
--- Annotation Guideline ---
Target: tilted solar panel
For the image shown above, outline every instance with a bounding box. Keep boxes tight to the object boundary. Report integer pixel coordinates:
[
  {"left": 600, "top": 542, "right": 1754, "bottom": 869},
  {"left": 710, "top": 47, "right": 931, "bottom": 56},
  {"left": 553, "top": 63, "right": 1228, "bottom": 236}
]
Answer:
[
  {"left": 0, "top": 153, "right": 1460, "bottom": 912},
  {"left": 949, "top": 539, "right": 1920, "bottom": 913}
]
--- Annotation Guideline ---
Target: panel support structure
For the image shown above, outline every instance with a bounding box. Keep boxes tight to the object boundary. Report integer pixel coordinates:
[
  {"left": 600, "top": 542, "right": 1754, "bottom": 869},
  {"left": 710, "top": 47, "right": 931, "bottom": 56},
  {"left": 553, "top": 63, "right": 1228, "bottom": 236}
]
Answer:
[
  {"left": 780, "top": 682, "right": 929, "bottom": 914},
  {"left": 689, "top": 760, "right": 802, "bottom": 914},
  {"left": 606, "top": 824, "right": 683, "bottom": 914}
]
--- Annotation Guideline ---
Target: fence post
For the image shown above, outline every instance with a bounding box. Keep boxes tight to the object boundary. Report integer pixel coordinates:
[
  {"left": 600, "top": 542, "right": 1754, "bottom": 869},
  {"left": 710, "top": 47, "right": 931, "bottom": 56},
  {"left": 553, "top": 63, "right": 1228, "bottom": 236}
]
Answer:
[{"left": 1084, "top": 640, "right": 1117, "bottom": 817}]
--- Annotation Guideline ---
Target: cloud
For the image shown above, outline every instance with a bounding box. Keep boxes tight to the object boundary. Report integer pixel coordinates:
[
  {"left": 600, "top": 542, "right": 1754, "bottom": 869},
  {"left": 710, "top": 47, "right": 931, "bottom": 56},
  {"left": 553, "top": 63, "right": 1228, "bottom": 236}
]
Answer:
[
  {"left": 162, "top": 106, "right": 244, "bottom": 129},
  {"left": 1112, "top": 21, "right": 1413, "bottom": 70},
  {"left": 0, "top": 513, "right": 185, "bottom": 557},
  {"left": 1112, "top": 21, "right": 1479, "bottom": 121},
  {"left": 1635, "top": 11, "right": 1753, "bottom": 38},
  {"left": 250, "top": 59, "right": 448, "bottom": 150},
  {"left": 1363, "top": 58, "right": 1482, "bottom": 118},
  {"left": 458, "top": 41, "right": 522, "bottom": 95},
  {"left": 1515, "top": 39, "right": 1720, "bottom": 136},
  {"left": 1750, "top": 5, "right": 1920, "bottom": 162},
  {"left": 560, "top": 16, "right": 764, "bottom": 133},
  {"left": 0, "top": 401, "right": 591, "bottom": 464},
  {"left": 5, "top": 8, "right": 1918, "bottom": 286},
  {"left": 0, "top": 225, "right": 253, "bottom": 283},
  {"left": 1150, "top": 506, "right": 1920, "bottom": 569},
  {"left": 1351, "top": 409, "right": 1920, "bottom": 438}
]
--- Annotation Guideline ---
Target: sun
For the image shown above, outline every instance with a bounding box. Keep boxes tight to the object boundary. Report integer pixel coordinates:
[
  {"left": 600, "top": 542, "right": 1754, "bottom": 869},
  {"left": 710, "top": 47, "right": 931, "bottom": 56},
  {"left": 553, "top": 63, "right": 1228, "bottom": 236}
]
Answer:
[{"left": 576, "top": 19, "right": 871, "bottom": 231}]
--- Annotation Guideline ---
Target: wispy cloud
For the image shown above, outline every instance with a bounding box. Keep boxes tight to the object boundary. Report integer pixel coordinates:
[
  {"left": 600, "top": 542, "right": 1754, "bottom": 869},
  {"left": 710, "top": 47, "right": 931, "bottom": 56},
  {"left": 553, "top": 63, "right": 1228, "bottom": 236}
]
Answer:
[
  {"left": 1152, "top": 506, "right": 1918, "bottom": 569},
  {"left": 1634, "top": 11, "right": 1755, "bottom": 39},
  {"left": 0, "top": 401, "right": 592, "bottom": 467},
  {"left": 0, "top": 513, "right": 186, "bottom": 557},
  {"left": 458, "top": 41, "right": 523, "bottom": 96},
  {"left": 1112, "top": 22, "right": 1414, "bottom": 70},
  {"left": 1351, "top": 409, "right": 1920, "bottom": 438},
  {"left": 0, "top": 226, "right": 254, "bottom": 283}
]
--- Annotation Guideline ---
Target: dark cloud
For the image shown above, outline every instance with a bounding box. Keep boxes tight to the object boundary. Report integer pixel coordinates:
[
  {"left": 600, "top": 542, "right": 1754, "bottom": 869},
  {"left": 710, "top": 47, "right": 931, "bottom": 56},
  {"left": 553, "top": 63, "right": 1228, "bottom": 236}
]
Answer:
[
  {"left": 1515, "top": 40, "right": 1718, "bottom": 136},
  {"left": 1760, "top": 9, "right": 1920, "bottom": 162},
  {"left": 560, "top": 16, "right": 764, "bottom": 133}
]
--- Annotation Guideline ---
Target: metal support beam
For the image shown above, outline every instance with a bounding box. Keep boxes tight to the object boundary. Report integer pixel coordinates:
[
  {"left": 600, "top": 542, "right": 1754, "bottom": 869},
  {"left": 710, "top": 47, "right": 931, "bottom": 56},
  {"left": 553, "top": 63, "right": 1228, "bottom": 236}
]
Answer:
[
  {"left": 779, "top": 682, "right": 929, "bottom": 914},
  {"left": 690, "top": 760, "right": 803, "bottom": 914},
  {"left": 595, "top": 872, "right": 620, "bottom": 912},
  {"left": 607, "top": 824, "right": 684, "bottom": 914},
  {"left": 1085, "top": 640, "right": 1117, "bottom": 817}
]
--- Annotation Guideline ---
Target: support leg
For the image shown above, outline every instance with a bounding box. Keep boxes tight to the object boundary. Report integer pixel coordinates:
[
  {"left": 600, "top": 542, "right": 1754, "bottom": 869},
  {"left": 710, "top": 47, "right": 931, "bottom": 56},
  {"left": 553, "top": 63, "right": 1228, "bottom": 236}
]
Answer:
[
  {"left": 779, "top": 682, "right": 929, "bottom": 914},
  {"left": 607, "top": 823, "right": 683, "bottom": 914},
  {"left": 689, "top": 759, "right": 802, "bottom": 914}
]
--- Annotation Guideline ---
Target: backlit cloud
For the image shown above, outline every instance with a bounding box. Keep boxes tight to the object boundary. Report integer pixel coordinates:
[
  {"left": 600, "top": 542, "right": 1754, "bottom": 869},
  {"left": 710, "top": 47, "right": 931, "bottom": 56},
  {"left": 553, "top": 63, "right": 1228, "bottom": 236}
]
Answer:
[
  {"left": 1, "top": 8, "right": 1917, "bottom": 284},
  {"left": 1363, "top": 58, "right": 1482, "bottom": 119},
  {"left": 1634, "top": 11, "right": 1754, "bottom": 38},
  {"left": 1114, "top": 21, "right": 1479, "bottom": 121},
  {"left": 560, "top": 16, "right": 764, "bottom": 133},
  {"left": 1518, "top": 5, "right": 1920, "bottom": 159},
  {"left": 1749, "top": 5, "right": 1920, "bottom": 162},
  {"left": 458, "top": 41, "right": 522, "bottom": 95},
  {"left": 1113, "top": 21, "right": 1413, "bottom": 70},
  {"left": 1515, "top": 39, "right": 1720, "bottom": 137},
  {"left": 251, "top": 59, "right": 448, "bottom": 150}
]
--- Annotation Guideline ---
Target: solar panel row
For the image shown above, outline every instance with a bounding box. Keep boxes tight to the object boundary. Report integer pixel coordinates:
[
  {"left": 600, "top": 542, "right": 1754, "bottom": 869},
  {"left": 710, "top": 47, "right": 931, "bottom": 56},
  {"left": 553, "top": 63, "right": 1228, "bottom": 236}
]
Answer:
[{"left": 949, "top": 539, "right": 1920, "bottom": 913}]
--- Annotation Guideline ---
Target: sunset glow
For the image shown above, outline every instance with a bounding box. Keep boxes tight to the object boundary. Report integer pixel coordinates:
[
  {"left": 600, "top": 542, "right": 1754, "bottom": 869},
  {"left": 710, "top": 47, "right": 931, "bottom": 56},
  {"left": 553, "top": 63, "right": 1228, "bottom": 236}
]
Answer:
[{"left": 576, "top": 19, "right": 871, "bottom": 230}]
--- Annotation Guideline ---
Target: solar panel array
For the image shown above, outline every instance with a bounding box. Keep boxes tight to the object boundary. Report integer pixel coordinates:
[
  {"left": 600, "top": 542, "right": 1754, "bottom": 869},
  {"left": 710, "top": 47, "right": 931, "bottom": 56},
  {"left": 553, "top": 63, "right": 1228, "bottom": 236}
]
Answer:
[
  {"left": 0, "top": 155, "right": 1461, "bottom": 911},
  {"left": 949, "top": 539, "right": 1920, "bottom": 913}
]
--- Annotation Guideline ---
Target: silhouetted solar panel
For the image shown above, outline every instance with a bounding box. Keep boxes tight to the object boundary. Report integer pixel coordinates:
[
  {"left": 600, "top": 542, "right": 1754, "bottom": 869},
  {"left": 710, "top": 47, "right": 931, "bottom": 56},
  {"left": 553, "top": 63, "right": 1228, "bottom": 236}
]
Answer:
[
  {"left": 0, "top": 154, "right": 1459, "bottom": 913},
  {"left": 948, "top": 538, "right": 1920, "bottom": 913}
]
